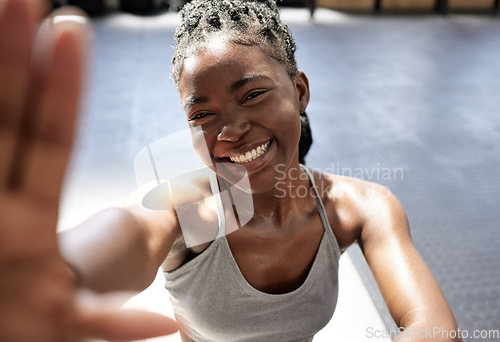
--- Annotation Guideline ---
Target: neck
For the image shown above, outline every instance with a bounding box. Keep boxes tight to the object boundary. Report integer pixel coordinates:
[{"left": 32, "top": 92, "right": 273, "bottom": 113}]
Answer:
[{"left": 250, "top": 163, "right": 313, "bottom": 226}]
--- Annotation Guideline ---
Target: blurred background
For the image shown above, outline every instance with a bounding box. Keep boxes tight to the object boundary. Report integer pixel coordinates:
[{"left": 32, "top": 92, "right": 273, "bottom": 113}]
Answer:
[
  {"left": 49, "top": 0, "right": 500, "bottom": 15},
  {"left": 55, "top": 0, "right": 500, "bottom": 341}
]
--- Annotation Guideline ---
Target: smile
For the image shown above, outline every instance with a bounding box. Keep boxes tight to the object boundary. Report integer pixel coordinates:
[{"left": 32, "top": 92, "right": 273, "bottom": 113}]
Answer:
[{"left": 229, "top": 140, "right": 272, "bottom": 164}]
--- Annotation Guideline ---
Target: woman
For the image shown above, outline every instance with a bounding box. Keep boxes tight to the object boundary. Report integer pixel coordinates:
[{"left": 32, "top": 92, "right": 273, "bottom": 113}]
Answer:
[{"left": 0, "top": 0, "right": 461, "bottom": 341}]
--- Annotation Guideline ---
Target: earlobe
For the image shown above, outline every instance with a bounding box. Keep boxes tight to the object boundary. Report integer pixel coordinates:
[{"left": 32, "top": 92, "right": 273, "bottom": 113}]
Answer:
[{"left": 294, "top": 71, "right": 310, "bottom": 113}]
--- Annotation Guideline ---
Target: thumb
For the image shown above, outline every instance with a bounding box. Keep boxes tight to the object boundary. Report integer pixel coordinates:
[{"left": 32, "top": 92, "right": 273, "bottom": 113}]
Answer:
[{"left": 74, "top": 290, "right": 179, "bottom": 341}]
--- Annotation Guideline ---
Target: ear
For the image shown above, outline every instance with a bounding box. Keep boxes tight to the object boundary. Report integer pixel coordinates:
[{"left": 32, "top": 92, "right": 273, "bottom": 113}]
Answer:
[{"left": 294, "top": 71, "right": 310, "bottom": 113}]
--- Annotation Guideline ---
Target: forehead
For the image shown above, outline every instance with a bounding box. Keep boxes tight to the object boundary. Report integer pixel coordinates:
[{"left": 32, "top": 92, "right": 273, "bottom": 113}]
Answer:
[{"left": 179, "top": 38, "right": 287, "bottom": 99}]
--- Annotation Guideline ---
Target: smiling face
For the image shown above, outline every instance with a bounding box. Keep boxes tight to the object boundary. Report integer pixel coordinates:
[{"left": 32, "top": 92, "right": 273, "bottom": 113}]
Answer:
[{"left": 179, "top": 38, "right": 310, "bottom": 194}]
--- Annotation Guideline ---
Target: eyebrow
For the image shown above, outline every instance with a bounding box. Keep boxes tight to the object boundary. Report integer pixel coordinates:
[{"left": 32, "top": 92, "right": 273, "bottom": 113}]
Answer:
[
  {"left": 184, "top": 96, "right": 210, "bottom": 111},
  {"left": 229, "top": 74, "right": 272, "bottom": 92},
  {"left": 183, "top": 74, "right": 272, "bottom": 111}
]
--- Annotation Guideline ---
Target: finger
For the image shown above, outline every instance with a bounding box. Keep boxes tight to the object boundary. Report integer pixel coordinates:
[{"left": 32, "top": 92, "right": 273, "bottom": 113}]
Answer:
[
  {"left": 77, "top": 309, "right": 179, "bottom": 342},
  {"left": 73, "top": 290, "right": 179, "bottom": 342},
  {"left": 17, "top": 8, "right": 90, "bottom": 204},
  {"left": 75, "top": 289, "right": 142, "bottom": 311},
  {"left": 74, "top": 290, "right": 179, "bottom": 341},
  {"left": 0, "top": 0, "right": 42, "bottom": 186}
]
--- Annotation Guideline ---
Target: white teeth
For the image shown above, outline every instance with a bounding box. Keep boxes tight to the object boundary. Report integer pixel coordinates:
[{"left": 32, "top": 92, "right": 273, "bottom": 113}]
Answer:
[{"left": 229, "top": 140, "right": 271, "bottom": 164}]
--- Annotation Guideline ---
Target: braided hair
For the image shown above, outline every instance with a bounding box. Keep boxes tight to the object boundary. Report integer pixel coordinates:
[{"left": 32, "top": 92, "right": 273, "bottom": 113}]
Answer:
[{"left": 172, "top": 0, "right": 312, "bottom": 164}]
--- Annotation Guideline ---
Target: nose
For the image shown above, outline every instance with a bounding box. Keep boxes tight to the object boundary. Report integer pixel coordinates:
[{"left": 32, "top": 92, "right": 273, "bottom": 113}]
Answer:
[{"left": 217, "top": 117, "right": 251, "bottom": 142}]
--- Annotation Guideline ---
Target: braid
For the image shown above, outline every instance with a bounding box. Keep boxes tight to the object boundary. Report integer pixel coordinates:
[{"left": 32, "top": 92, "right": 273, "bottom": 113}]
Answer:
[
  {"left": 299, "top": 112, "right": 313, "bottom": 165},
  {"left": 172, "top": 0, "right": 297, "bottom": 89}
]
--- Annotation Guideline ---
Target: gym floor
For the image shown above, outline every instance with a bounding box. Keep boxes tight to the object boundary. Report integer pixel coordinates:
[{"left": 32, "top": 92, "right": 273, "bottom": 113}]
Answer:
[{"left": 59, "top": 6, "right": 500, "bottom": 342}]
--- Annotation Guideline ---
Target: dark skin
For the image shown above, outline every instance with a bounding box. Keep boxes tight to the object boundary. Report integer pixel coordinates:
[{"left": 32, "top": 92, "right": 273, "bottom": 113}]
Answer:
[
  {"left": 166, "top": 38, "right": 462, "bottom": 341},
  {"left": 0, "top": 0, "right": 461, "bottom": 341},
  {"left": 174, "top": 38, "right": 324, "bottom": 295},
  {"left": 0, "top": 0, "right": 178, "bottom": 341}
]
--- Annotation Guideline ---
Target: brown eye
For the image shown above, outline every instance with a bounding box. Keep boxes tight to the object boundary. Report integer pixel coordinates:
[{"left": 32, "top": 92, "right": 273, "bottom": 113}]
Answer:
[
  {"left": 243, "top": 91, "right": 266, "bottom": 103},
  {"left": 190, "top": 112, "right": 213, "bottom": 121}
]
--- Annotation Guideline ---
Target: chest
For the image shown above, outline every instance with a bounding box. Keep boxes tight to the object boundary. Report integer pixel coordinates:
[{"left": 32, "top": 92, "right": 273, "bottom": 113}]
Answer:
[
  {"left": 164, "top": 222, "right": 340, "bottom": 342},
  {"left": 225, "top": 213, "right": 325, "bottom": 294}
]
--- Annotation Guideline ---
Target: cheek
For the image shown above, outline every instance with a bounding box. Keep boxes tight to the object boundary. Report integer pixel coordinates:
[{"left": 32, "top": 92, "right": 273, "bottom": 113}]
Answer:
[
  {"left": 289, "top": 117, "right": 302, "bottom": 149},
  {"left": 267, "top": 101, "right": 302, "bottom": 145},
  {"left": 190, "top": 126, "right": 214, "bottom": 167}
]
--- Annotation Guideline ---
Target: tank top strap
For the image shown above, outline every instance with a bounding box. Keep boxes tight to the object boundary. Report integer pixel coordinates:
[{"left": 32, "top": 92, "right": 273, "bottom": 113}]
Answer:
[
  {"left": 209, "top": 169, "right": 226, "bottom": 240},
  {"left": 211, "top": 165, "right": 339, "bottom": 253},
  {"left": 301, "top": 165, "right": 341, "bottom": 253}
]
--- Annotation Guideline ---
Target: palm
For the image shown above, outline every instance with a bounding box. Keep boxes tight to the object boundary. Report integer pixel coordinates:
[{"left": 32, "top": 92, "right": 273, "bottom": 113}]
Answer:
[{"left": 0, "top": 0, "right": 177, "bottom": 341}]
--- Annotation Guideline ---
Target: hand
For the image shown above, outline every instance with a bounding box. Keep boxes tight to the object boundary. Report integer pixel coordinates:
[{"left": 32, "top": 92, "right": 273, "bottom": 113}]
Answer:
[{"left": 0, "top": 0, "right": 178, "bottom": 340}]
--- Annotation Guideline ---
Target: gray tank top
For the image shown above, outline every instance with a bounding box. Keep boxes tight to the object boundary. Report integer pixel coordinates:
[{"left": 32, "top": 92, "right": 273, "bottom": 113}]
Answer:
[{"left": 164, "top": 167, "right": 341, "bottom": 342}]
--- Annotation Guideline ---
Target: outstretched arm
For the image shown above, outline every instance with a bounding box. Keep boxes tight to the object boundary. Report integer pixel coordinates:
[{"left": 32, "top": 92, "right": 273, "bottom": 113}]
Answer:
[
  {"left": 0, "top": 0, "right": 177, "bottom": 340},
  {"left": 357, "top": 183, "right": 461, "bottom": 342},
  {"left": 59, "top": 205, "right": 179, "bottom": 293}
]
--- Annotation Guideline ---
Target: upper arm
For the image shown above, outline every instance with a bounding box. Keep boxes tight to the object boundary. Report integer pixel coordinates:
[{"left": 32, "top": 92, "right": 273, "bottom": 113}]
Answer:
[
  {"left": 355, "top": 183, "right": 459, "bottom": 332},
  {"left": 125, "top": 182, "right": 180, "bottom": 270},
  {"left": 58, "top": 183, "right": 179, "bottom": 292}
]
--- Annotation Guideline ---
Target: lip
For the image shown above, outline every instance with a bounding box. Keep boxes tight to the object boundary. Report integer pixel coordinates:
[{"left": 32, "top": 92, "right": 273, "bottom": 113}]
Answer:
[
  {"left": 216, "top": 139, "right": 276, "bottom": 174},
  {"left": 217, "top": 139, "right": 273, "bottom": 159}
]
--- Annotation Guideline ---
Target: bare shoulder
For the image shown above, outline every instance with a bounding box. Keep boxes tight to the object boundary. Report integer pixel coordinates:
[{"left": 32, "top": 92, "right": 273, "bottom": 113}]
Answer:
[
  {"left": 126, "top": 167, "right": 214, "bottom": 209},
  {"left": 308, "top": 169, "right": 460, "bottom": 330},
  {"left": 125, "top": 168, "right": 219, "bottom": 267},
  {"left": 307, "top": 168, "right": 407, "bottom": 249},
  {"left": 125, "top": 180, "right": 178, "bottom": 232}
]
